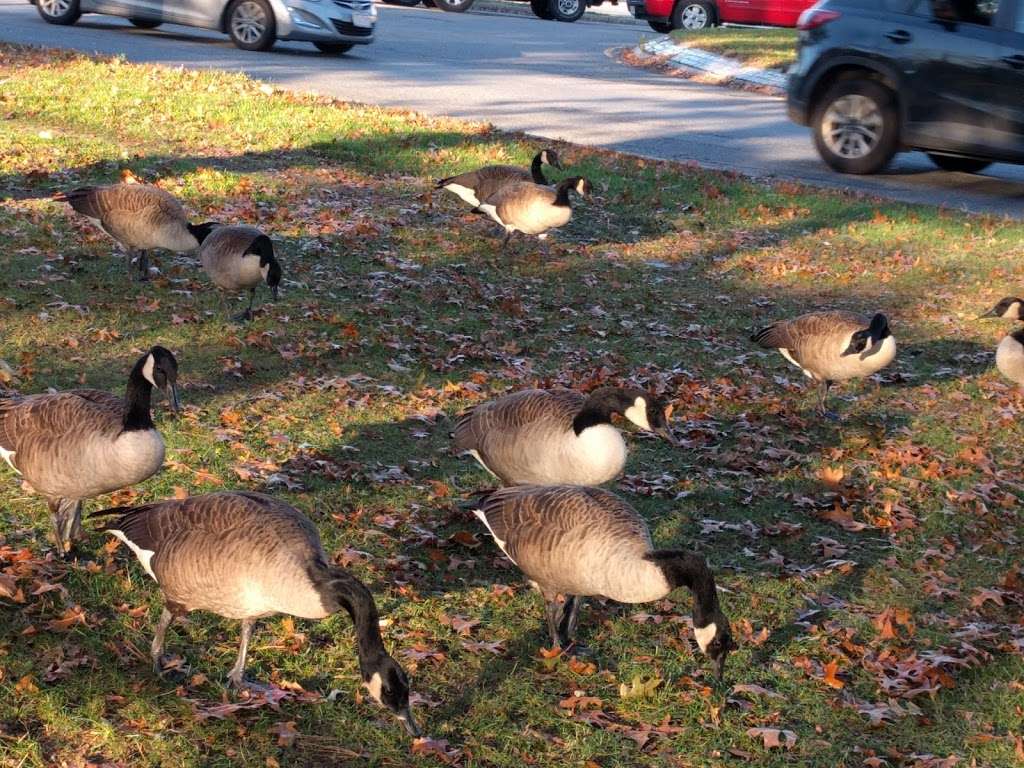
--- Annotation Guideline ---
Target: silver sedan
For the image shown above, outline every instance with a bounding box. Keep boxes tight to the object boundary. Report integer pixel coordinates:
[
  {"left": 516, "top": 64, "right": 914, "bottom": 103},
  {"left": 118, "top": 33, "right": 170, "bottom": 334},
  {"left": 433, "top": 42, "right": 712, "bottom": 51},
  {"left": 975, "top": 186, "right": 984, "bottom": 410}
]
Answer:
[{"left": 30, "top": 0, "right": 376, "bottom": 52}]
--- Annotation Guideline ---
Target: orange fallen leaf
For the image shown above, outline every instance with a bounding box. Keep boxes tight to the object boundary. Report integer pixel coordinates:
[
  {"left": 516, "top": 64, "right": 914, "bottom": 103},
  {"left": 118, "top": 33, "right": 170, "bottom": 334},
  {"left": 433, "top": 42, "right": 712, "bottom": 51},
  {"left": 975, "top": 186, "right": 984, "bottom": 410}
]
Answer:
[{"left": 822, "top": 659, "right": 845, "bottom": 689}]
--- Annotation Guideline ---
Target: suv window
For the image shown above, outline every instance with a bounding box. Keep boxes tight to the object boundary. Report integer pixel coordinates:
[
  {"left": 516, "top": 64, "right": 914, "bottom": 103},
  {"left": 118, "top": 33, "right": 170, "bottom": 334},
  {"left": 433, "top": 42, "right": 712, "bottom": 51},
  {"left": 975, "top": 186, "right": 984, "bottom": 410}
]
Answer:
[{"left": 903, "top": 0, "right": 999, "bottom": 24}]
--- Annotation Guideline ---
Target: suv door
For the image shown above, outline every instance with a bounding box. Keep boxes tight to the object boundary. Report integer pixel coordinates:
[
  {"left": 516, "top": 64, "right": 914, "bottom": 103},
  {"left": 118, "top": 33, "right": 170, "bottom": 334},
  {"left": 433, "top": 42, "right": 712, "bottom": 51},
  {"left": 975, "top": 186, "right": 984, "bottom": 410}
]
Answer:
[
  {"left": 991, "top": 0, "right": 1024, "bottom": 158},
  {"left": 884, "top": 0, "right": 1007, "bottom": 156}
]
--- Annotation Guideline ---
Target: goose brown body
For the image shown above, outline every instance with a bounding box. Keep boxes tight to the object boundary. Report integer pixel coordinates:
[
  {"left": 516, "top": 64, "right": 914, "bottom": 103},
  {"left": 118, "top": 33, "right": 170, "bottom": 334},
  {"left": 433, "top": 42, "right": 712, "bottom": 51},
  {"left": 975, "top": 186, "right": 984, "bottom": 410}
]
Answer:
[
  {"left": 200, "top": 225, "right": 272, "bottom": 292},
  {"left": 476, "top": 485, "right": 667, "bottom": 603},
  {"left": 57, "top": 184, "right": 199, "bottom": 253},
  {"left": 479, "top": 180, "right": 573, "bottom": 236},
  {"left": 435, "top": 149, "right": 560, "bottom": 208},
  {"left": 452, "top": 389, "right": 627, "bottom": 486},
  {"left": 996, "top": 329, "right": 1024, "bottom": 387}
]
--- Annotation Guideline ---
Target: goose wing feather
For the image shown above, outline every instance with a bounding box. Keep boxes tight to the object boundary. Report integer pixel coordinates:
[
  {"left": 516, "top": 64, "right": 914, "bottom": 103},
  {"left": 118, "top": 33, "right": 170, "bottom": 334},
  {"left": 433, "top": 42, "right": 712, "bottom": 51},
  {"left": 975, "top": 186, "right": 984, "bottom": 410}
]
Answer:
[
  {"left": 199, "top": 225, "right": 266, "bottom": 290},
  {"left": 61, "top": 184, "right": 192, "bottom": 251},
  {"left": 753, "top": 311, "right": 867, "bottom": 370}
]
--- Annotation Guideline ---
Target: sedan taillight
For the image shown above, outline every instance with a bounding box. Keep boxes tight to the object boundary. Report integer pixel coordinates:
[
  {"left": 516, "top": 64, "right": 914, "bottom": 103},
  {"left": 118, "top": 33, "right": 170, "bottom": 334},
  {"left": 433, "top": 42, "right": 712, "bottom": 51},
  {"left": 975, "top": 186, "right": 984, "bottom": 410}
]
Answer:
[{"left": 797, "top": 8, "right": 841, "bottom": 29}]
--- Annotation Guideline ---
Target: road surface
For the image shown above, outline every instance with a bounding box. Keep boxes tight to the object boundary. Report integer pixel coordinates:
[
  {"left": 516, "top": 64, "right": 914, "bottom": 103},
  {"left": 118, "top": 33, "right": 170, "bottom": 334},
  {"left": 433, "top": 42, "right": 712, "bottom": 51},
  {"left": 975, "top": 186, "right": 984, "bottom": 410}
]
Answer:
[{"left": 1, "top": 0, "right": 1022, "bottom": 217}]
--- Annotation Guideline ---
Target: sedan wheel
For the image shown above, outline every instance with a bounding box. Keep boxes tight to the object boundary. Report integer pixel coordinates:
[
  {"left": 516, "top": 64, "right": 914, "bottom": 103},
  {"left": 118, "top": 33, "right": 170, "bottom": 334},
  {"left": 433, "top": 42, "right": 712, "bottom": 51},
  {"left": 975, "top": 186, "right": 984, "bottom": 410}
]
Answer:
[
  {"left": 812, "top": 80, "right": 899, "bottom": 174},
  {"left": 36, "top": 0, "right": 81, "bottom": 25},
  {"left": 228, "top": 0, "right": 276, "bottom": 51}
]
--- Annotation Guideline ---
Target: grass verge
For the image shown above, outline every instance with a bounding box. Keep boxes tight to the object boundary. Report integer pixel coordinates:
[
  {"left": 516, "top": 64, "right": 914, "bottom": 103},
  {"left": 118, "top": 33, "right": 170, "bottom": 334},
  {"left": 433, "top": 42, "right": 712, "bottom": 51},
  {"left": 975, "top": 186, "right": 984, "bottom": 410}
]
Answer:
[
  {"left": 670, "top": 26, "right": 798, "bottom": 70},
  {"left": 1, "top": 42, "right": 1023, "bottom": 768}
]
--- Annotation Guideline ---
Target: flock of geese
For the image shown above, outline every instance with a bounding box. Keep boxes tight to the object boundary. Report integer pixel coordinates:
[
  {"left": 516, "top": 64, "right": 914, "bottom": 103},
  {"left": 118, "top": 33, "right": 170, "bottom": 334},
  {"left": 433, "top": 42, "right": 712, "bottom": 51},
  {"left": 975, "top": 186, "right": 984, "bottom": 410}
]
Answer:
[{"left": 1, "top": 150, "right": 1021, "bottom": 739}]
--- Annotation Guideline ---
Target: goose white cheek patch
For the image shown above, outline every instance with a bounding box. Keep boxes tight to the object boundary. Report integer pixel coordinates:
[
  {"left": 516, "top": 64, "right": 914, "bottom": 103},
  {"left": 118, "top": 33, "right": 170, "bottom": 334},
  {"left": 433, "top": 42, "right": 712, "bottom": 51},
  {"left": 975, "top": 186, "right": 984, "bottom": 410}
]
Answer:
[
  {"left": 623, "top": 398, "right": 651, "bottom": 431},
  {"left": 364, "top": 671, "right": 383, "bottom": 704},
  {"left": 142, "top": 353, "right": 157, "bottom": 387},
  {"left": 693, "top": 622, "right": 717, "bottom": 654}
]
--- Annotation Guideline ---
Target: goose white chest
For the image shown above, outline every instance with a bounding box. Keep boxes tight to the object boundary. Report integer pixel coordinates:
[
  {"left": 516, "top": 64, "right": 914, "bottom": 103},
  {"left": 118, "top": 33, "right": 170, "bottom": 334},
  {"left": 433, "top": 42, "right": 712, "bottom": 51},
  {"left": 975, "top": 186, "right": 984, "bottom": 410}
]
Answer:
[
  {"left": 61, "top": 428, "right": 166, "bottom": 499},
  {"left": 535, "top": 424, "right": 627, "bottom": 486}
]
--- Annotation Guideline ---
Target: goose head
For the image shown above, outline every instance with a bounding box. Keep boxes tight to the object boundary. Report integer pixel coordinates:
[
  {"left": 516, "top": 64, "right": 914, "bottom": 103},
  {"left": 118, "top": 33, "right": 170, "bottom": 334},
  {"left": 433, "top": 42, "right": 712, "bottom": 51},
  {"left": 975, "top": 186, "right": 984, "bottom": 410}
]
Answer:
[
  {"left": 693, "top": 611, "right": 738, "bottom": 681},
  {"left": 261, "top": 252, "right": 283, "bottom": 301},
  {"left": 539, "top": 148, "right": 563, "bottom": 170},
  {"left": 571, "top": 177, "right": 593, "bottom": 199},
  {"left": 841, "top": 313, "right": 891, "bottom": 358},
  {"left": 187, "top": 221, "right": 220, "bottom": 246},
  {"left": 582, "top": 387, "right": 677, "bottom": 445},
  {"left": 137, "top": 346, "right": 180, "bottom": 414},
  {"left": 362, "top": 654, "right": 420, "bottom": 737},
  {"left": 979, "top": 297, "right": 1024, "bottom": 320}
]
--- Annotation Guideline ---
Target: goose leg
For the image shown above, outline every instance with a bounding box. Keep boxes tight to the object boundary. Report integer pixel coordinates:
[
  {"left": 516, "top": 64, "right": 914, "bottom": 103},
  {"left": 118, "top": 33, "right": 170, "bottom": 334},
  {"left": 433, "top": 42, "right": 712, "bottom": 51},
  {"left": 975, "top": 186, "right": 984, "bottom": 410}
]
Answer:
[
  {"left": 233, "top": 289, "right": 255, "bottom": 323},
  {"left": 559, "top": 595, "right": 583, "bottom": 646},
  {"left": 816, "top": 380, "right": 839, "bottom": 421},
  {"left": 500, "top": 230, "right": 512, "bottom": 251},
  {"left": 544, "top": 600, "right": 563, "bottom": 649},
  {"left": 136, "top": 251, "right": 150, "bottom": 282},
  {"left": 227, "top": 619, "right": 269, "bottom": 692},
  {"left": 50, "top": 498, "right": 83, "bottom": 558},
  {"left": 151, "top": 606, "right": 177, "bottom": 676}
]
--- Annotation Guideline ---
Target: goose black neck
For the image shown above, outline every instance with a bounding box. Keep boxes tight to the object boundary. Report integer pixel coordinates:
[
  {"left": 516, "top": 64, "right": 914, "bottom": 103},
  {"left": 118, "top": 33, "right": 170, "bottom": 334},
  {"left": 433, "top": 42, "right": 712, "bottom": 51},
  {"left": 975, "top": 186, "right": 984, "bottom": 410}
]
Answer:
[
  {"left": 646, "top": 550, "right": 720, "bottom": 626},
  {"left": 572, "top": 394, "right": 616, "bottom": 435},
  {"left": 123, "top": 367, "right": 155, "bottom": 432},
  {"left": 327, "top": 566, "right": 387, "bottom": 674},
  {"left": 554, "top": 180, "right": 574, "bottom": 207},
  {"left": 530, "top": 153, "right": 548, "bottom": 185}
]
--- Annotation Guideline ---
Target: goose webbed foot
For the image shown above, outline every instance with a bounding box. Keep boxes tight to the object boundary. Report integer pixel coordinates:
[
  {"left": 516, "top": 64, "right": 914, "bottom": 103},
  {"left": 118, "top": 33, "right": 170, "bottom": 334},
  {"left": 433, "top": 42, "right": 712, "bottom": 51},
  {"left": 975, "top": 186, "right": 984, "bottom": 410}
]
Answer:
[
  {"left": 153, "top": 655, "right": 190, "bottom": 682},
  {"left": 228, "top": 675, "right": 274, "bottom": 695},
  {"left": 818, "top": 409, "right": 842, "bottom": 422},
  {"left": 232, "top": 308, "right": 254, "bottom": 323}
]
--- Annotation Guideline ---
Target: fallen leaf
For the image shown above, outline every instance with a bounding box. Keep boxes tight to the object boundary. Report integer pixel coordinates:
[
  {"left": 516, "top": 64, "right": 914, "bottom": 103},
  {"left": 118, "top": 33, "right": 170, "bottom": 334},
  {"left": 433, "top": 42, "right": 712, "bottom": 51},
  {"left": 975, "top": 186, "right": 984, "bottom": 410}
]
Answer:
[
  {"left": 269, "top": 721, "right": 298, "bottom": 748},
  {"left": 747, "top": 727, "right": 797, "bottom": 749}
]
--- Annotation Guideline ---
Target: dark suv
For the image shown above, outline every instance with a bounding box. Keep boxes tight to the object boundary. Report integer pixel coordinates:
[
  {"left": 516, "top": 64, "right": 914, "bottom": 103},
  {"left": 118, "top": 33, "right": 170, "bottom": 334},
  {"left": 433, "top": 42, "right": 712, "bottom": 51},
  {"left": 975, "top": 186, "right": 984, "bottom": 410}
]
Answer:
[{"left": 787, "top": 0, "right": 1024, "bottom": 174}]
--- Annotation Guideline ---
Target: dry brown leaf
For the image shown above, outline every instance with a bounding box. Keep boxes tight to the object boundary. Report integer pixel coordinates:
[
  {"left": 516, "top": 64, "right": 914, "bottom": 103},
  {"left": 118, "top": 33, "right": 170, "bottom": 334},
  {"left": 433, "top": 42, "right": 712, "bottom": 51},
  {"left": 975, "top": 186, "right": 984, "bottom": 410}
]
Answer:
[
  {"left": 269, "top": 721, "right": 298, "bottom": 748},
  {"left": 822, "top": 659, "right": 845, "bottom": 689},
  {"left": 747, "top": 727, "right": 797, "bottom": 749}
]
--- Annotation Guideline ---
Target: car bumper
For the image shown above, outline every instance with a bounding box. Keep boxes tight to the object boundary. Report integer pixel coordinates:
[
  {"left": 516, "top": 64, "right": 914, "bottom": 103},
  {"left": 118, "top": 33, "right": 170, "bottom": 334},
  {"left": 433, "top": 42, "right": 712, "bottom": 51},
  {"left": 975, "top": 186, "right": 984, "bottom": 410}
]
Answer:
[{"left": 274, "top": 0, "right": 376, "bottom": 43}]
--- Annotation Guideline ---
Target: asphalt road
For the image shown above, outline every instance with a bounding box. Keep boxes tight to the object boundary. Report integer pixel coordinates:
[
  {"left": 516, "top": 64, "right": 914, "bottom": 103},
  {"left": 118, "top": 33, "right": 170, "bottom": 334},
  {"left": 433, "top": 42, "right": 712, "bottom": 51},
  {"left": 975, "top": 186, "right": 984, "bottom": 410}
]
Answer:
[{"left": 2, "top": 0, "right": 1023, "bottom": 217}]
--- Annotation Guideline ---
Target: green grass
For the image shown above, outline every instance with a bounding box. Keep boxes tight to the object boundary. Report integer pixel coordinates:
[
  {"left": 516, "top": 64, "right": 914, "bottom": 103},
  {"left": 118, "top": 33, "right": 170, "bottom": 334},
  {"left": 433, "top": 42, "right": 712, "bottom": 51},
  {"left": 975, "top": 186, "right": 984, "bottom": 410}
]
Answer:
[
  {"left": 1, "top": 43, "right": 1023, "bottom": 768},
  {"left": 670, "top": 27, "right": 798, "bottom": 70}
]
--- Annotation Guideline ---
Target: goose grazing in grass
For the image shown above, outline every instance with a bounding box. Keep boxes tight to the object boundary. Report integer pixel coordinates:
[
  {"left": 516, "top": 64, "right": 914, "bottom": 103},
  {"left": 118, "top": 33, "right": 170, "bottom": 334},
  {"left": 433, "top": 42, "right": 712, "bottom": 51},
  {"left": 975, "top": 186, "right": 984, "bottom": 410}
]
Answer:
[
  {"left": 435, "top": 149, "right": 563, "bottom": 209},
  {"left": 751, "top": 311, "right": 896, "bottom": 419},
  {"left": 55, "top": 184, "right": 216, "bottom": 281},
  {"left": 477, "top": 177, "right": 592, "bottom": 249},
  {"left": 92, "top": 491, "right": 420, "bottom": 736},
  {"left": 198, "top": 224, "right": 282, "bottom": 321},
  {"left": 452, "top": 387, "right": 677, "bottom": 486},
  {"left": 473, "top": 485, "right": 736, "bottom": 677},
  {"left": 979, "top": 297, "right": 1024, "bottom": 321},
  {"left": 0, "top": 346, "right": 179, "bottom": 556}
]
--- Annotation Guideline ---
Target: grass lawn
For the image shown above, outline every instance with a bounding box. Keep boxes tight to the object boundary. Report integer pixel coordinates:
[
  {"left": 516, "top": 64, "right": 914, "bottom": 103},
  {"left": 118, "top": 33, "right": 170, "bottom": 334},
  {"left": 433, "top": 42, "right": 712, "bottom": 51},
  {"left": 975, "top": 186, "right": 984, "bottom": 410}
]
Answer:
[
  {"left": 670, "top": 27, "right": 798, "bottom": 71},
  {"left": 2, "top": 42, "right": 1024, "bottom": 768}
]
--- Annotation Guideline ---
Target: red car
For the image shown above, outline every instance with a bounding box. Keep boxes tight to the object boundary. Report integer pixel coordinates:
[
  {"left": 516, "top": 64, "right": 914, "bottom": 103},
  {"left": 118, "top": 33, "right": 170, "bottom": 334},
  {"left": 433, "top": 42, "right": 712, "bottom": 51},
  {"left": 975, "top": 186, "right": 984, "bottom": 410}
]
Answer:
[{"left": 627, "top": 0, "right": 814, "bottom": 32}]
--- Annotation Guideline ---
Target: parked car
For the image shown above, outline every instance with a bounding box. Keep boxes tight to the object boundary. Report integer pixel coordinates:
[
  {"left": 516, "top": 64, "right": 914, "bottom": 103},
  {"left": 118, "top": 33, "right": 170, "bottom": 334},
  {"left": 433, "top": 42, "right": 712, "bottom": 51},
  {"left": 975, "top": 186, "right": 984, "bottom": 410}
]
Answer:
[
  {"left": 382, "top": 0, "right": 613, "bottom": 23},
  {"left": 29, "top": 0, "right": 376, "bottom": 52},
  {"left": 627, "top": 0, "right": 814, "bottom": 32},
  {"left": 788, "top": 0, "right": 1024, "bottom": 174}
]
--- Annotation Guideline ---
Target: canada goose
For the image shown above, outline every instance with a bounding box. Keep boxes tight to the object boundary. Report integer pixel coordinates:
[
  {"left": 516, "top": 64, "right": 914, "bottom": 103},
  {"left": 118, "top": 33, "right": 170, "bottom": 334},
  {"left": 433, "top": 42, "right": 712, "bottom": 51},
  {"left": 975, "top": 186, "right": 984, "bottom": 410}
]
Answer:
[
  {"left": 435, "top": 149, "right": 563, "bottom": 209},
  {"left": 92, "top": 491, "right": 420, "bottom": 736},
  {"left": 473, "top": 485, "right": 736, "bottom": 678},
  {"left": 198, "top": 225, "right": 282, "bottom": 321},
  {"left": 55, "top": 184, "right": 217, "bottom": 281},
  {"left": 751, "top": 311, "right": 896, "bottom": 418},
  {"left": 478, "top": 177, "right": 592, "bottom": 249},
  {"left": 452, "top": 387, "right": 677, "bottom": 486},
  {"left": 979, "top": 297, "right": 1024, "bottom": 320},
  {"left": 995, "top": 329, "right": 1024, "bottom": 388},
  {"left": 0, "top": 346, "right": 179, "bottom": 555}
]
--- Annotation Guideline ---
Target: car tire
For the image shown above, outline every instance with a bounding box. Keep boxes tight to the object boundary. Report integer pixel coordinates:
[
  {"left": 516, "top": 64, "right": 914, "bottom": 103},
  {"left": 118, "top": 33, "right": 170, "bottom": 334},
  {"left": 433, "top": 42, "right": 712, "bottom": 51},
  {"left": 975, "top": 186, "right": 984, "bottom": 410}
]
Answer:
[
  {"left": 36, "top": 0, "right": 80, "bottom": 25},
  {"left": 812, "top": 79, "right": 899, "bottom": 175},
  {"left": 648, "top": 20, "right": 674, "bottom": 32},
  {"left": 422, "top": 0, "right": 436, "bottom": 6},
  {"left": 671, "top": 0, "right": 714, "bottom": 30},
  {"left": 927, "top": 153, "right": 992, "bottom": 174},
  {"left": 434, "top": 0, "right": 475, "bottom": 11},
  {"left": 383, "top": 0, "right": 422, "bottom": 5},
  {"left": 548, "top": 0, "right": 586, "bottom": 21},
  {"left": 227, "top": 0, "right": 276, "bottom": 51},
  {"left": 531, "top": 0, "right": 554, "bottom": 18},
  {"left": 129, "top": 17, "right": 162, "bottom": 28}
]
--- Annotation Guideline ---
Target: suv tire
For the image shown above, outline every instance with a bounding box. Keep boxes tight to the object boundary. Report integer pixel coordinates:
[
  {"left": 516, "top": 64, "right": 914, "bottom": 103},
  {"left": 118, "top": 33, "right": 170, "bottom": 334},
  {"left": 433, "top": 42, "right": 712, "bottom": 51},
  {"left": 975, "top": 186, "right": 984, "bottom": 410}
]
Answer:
[
  {"left": 36, "top": 0, "right": 81, "bottom": 25},
  {"left": 672, "top": 0, "right": 714, "bottom": 30},
  {"left": 927, "top": 153, "right": 992, "bottom": 174},
  {"left": 648, "top": 20, "right": 674, "bottom": 32},
  {"left": 227, "top": 0, "right": 276, "bottom": 50},
  {"left": 812, "top": 79, "right": 899, "bottom": 175},
  {"left": 548, "top": 0, "right": 586, "bottom": 21},
  {"left": 531, "top": 0, "right": 555, "bottom": 18}
]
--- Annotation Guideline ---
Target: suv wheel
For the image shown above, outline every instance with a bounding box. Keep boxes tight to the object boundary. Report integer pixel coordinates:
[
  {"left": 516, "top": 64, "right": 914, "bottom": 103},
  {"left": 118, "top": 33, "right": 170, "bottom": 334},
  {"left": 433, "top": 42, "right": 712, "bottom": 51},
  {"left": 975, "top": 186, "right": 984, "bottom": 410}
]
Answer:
[
  {"left": 531, "top": 0, "right": 554, "bottom": 18},
  {"left": 673, "top": 0, "right": 714, "bottom": 30},
  {"left": 549, "top": 0, "right": 586, "bottom": 21},
  {"left": 927, "top": 153, "right": 992, "bottom": 174},
  {"left": 434, "top": 0, "right": 475, "bottom": 11},
  {"left": 812, "top": 79, "right": 899, "bottom": 175},
  {"left": 36, "top": 0, "right": 81, "bottom": 25},
  {"left": 227, "top": 0, "right": 276, "bottom": 50},
  {"left": 648, "top": 20, "right": 674, "bottom": 32}
]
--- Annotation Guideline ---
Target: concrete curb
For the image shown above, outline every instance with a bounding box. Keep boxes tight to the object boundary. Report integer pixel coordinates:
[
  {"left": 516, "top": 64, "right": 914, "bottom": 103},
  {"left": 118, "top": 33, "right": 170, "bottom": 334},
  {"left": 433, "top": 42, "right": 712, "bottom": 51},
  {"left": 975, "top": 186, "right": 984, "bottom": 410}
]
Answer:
[{"left": 639, "top": 35, "right": 788, "bottom": 93}]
